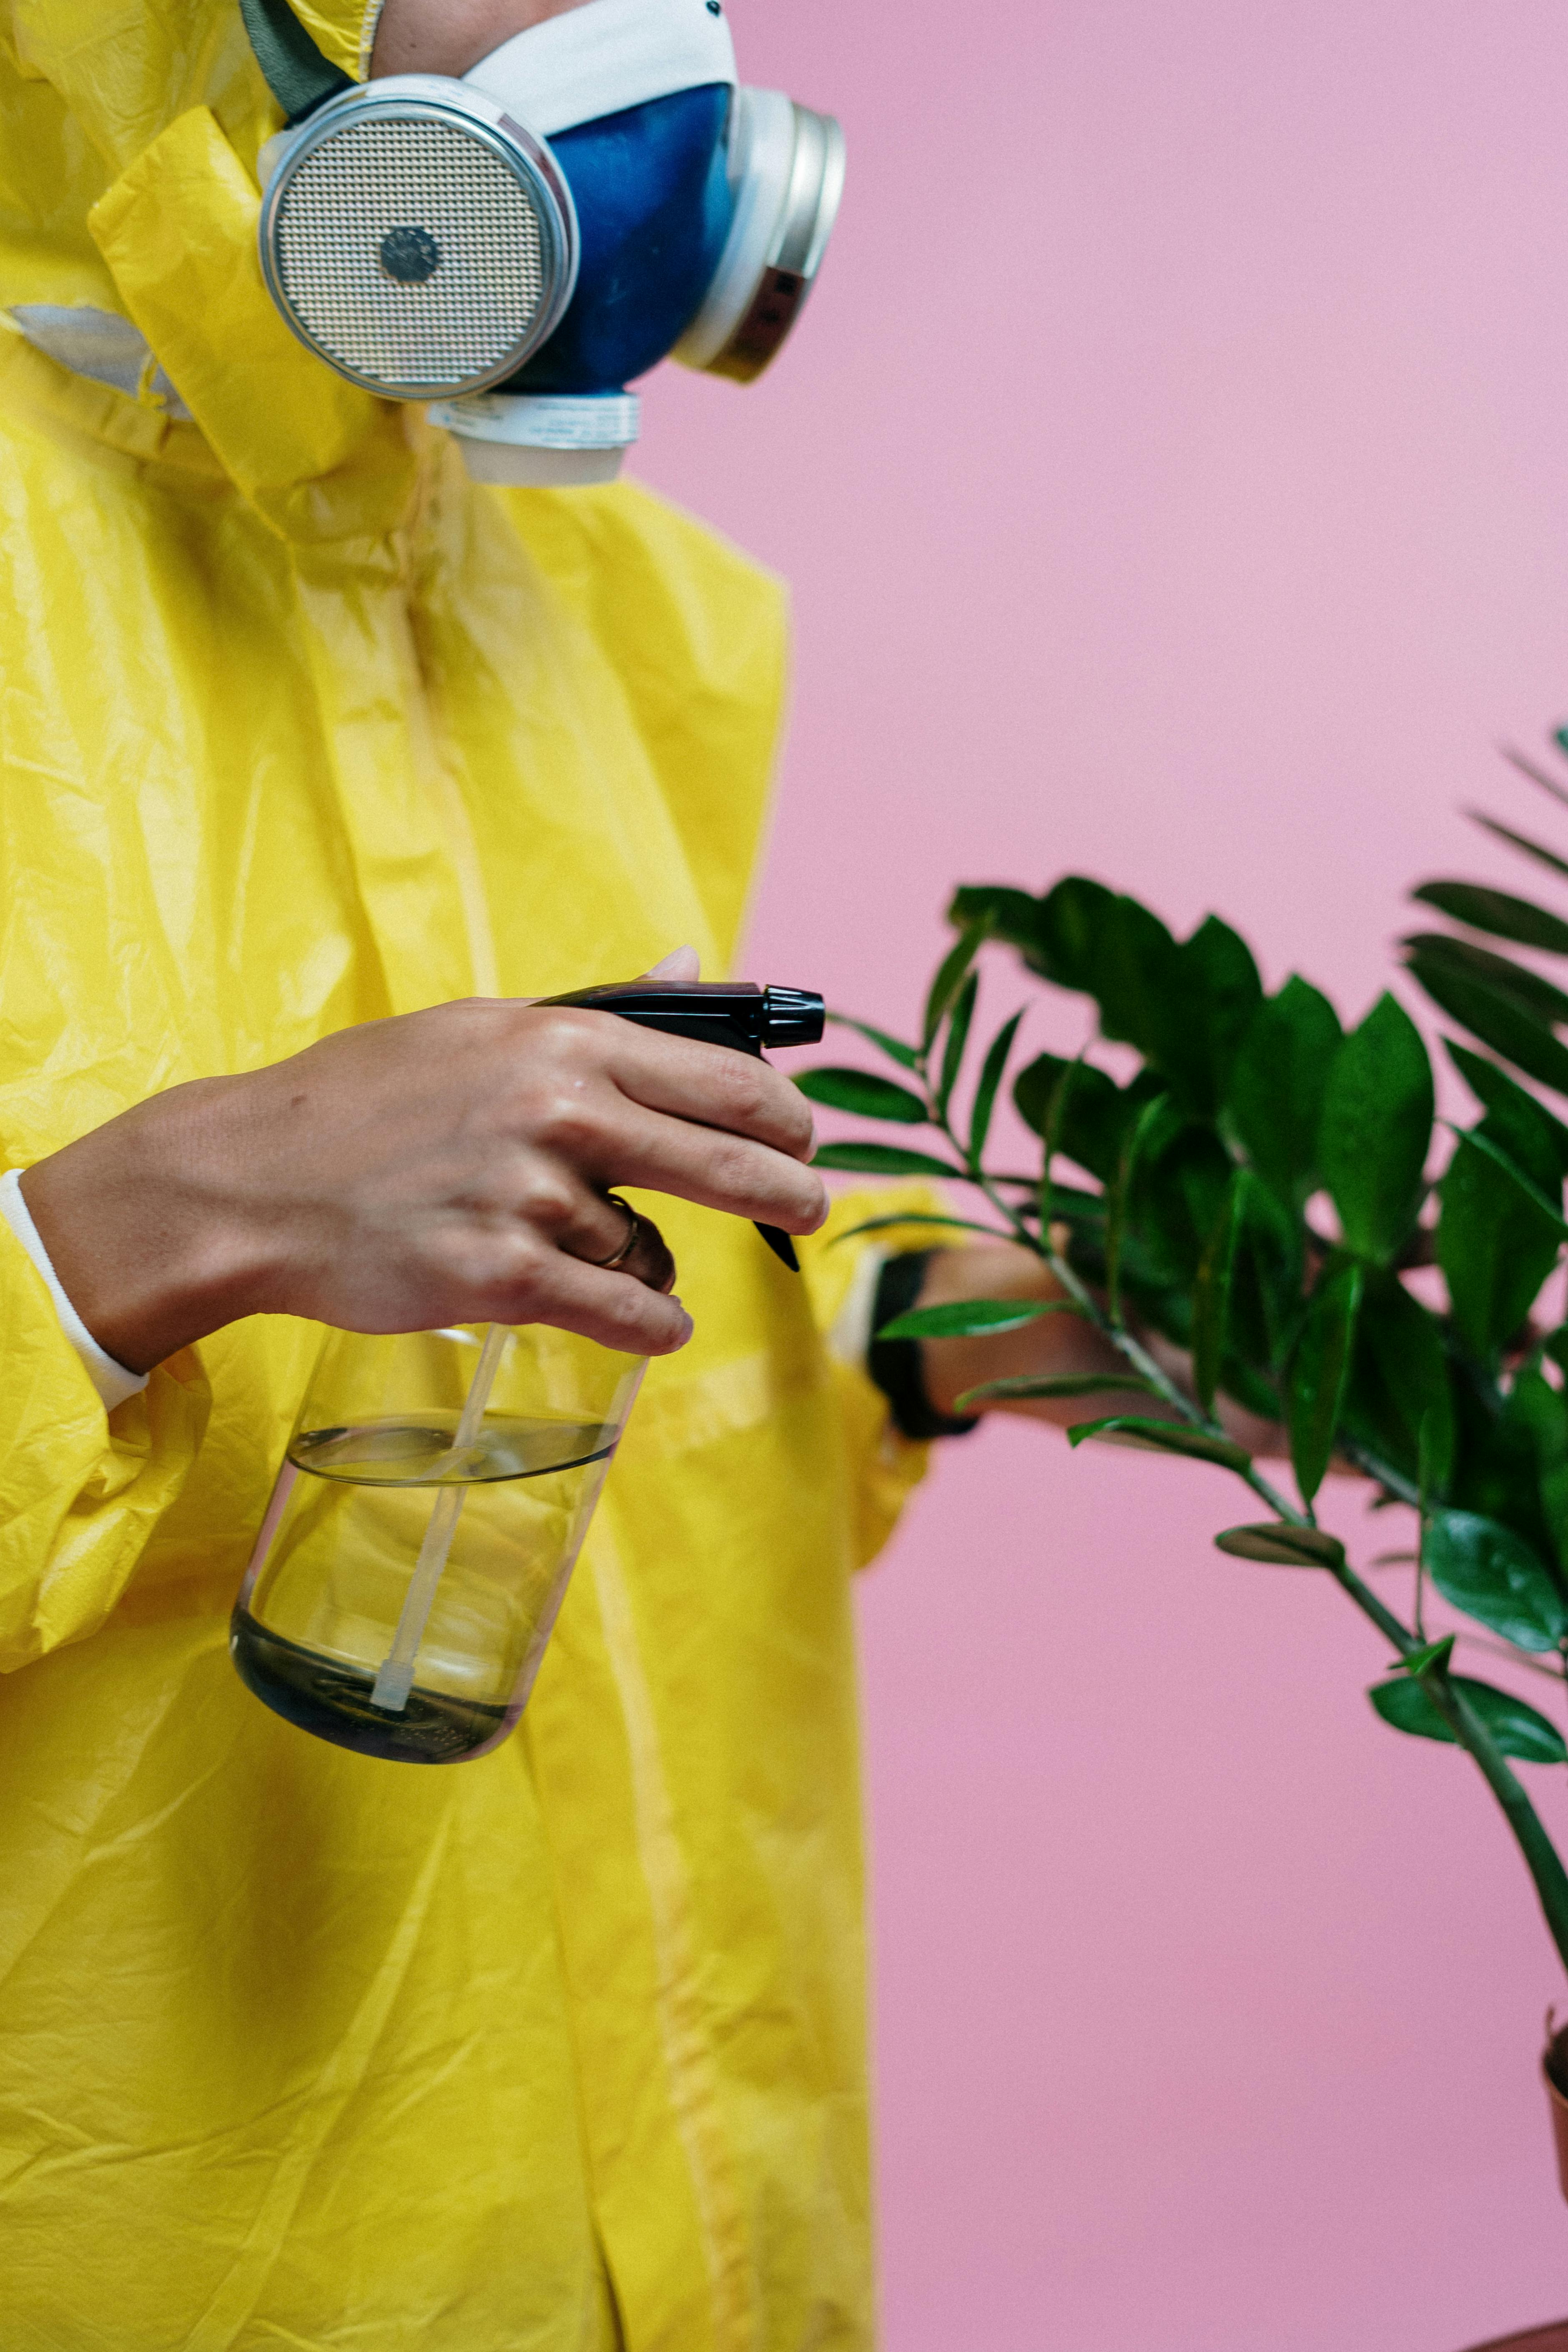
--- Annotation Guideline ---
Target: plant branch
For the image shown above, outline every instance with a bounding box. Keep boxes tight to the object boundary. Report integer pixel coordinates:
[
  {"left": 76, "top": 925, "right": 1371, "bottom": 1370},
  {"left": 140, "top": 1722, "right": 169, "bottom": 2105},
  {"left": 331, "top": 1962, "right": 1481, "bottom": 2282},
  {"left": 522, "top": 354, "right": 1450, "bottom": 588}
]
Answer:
[
  {"left": 1433, "top": 1674, "right": 1568, "bottom": 1976},
  {"left": 906, "top": 1030, "right": 1568, "bottom": 1979},
  {"left": 1325, "top": 1536, "right": 1568, "bottom": 1975}
]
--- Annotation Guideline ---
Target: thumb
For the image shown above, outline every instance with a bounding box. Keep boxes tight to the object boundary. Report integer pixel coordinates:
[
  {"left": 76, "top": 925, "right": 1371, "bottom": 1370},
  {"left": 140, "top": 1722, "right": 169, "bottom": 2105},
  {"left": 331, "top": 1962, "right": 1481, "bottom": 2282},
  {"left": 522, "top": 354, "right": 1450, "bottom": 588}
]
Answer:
[{"left": 645, "top": 944, "right": 702, "bottom": 984}]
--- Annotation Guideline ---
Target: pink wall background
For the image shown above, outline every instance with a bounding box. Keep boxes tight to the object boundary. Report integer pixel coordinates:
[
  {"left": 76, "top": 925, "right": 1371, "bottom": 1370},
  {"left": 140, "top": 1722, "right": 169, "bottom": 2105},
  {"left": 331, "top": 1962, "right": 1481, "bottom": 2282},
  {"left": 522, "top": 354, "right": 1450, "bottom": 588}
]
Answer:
[{"left": 635, "top": 4, "right": 1568, "bottom": 2344}]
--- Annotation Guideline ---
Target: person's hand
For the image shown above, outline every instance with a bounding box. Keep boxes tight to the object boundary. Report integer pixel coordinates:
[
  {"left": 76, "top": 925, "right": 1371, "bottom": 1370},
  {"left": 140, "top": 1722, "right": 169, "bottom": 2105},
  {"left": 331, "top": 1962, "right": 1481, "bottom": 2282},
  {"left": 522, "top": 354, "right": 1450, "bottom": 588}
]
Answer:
[
  {"left": 916, "top": 1240, "right": 1290, "bottom": 1458},
  {"left": 21, "top": 958, "right": 825, "bottom": 1373}
]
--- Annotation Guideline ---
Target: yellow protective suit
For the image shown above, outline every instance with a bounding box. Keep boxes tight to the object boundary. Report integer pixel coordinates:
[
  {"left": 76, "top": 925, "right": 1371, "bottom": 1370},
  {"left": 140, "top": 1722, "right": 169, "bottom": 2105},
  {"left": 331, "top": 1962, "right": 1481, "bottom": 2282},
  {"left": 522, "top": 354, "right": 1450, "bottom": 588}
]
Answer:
[{"left": 0, "top": 7, "right": 931, "bottom": 2344}]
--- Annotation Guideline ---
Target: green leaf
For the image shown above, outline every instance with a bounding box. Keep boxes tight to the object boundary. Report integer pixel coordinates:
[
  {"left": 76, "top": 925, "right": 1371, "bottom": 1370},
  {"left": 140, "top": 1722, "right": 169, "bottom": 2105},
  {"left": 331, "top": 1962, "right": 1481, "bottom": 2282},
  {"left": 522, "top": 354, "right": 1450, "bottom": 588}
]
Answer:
[
  {"left": 1081, "top": 884, "right": 1175, "bottom": 1054},
  {"left": 954, "top": 1371, "right": 1154, "bottom": 1409},
  {"left": 945, "top": 874, "right": 1121, "bottom": 993},
  {"left": 1034, "top": 1052, "right": 1078, "bottom": 1236},
  {"left": 828, "top": 1213, "right": 1014, "bottom": 1247},
  {"left": 1341, "top": 1269, "right": 1454, "bottom": 1493},
  {"left": 1422, "top": 1506, "right": 1568, "bottom": 1651},
  {"left": 1214, "top": 1522, "right": 1347, "bottom": 1567},
  {"left": 1445, "top": 1370, "right": 1558, "bottom": 1561},
  {"left": 876, "top": 1297, "right": 1064, "bottom": 1341},
  {"left": 924, "top": 923, "right": 987, "bottom": 1049},
  {"left": 1318, "top": 994, "right": 1433, "bottom": 1264},
  {"left": 949, "top": 875, "right": 1119, "bottom": 990},
  {"left": 1033, "top": 875, "right": 1121, "bottom": 990},
  {"left": 969, "top": 1010, "right": 1024, "bottom": 1170},
  {"left": 1467, "top": 810, "right": 1568, "bottom": 886},
  {"left": 1506, "top": 740, "right": 1568, "bottom": 813},
  {"left": 1087, "top": 909, "right": 1266, "bottom": 1121},
  {"left": 945, "top": 884, "right": 1054, "bottom": 970},
  {"left": 1509, "top": 1363, "right": 1568, "bottom": 1576},
  {"left": 1288, "top": 1260, "right": 1364, "bottom": 1504},
  {"left": 1412, "top": 880, "right": 1568, "bottom": 956},
  {"left": 1066, "top": 1416, "right": 1252, "bottom": 1470},
  {"left": 1164, "top": 914, "right": 1265, "bottom": 1118},
  {"left": 1225, "top": 1168, "right": 1305, "bottom": 1377},
  {"left": 1418, "top": 1406, "right": 1445, "bottom": 1516},
  {"left": 1119, "top": 1107, "right": 1234, "bottom": 1293},
  {"left": 1098, "top": 902, "right": 1264, "bottom": 1116},
  {"left": 824, "top": 1012, "right": 921, "bottom": 1070},
  {"left": 1403, "top": 935, "right": 1568, "bottom": 1098},
  {"left": 937, "top": 971, "right": 978, "bottom": 1120},
  {"left": 795, "top": 1067, "right": 928, "bottom": 1124},
  {"left": 1443, "top": 1121, "right": 1568, "bottom": 1235},
  {"left": 1091, "top": 894, "right": 1182, "bottom": 1062},
  {"left": 1399, "top": 1634, "right": 1458, "bottom": 1678},
  {"left": 1193, "top": 1172, "right": 1244, "bottom": 1414},
  {"left": 1438, "top": 1123, "right": 1564, "bottom": 1360},
  {"left": 1031, "top": 1182, "right": 1107, "bottom": 1224},
  {"left": 1106, "top": 1093, "right": 1169, "bottom": 1323},
  {"left": 1224, "top": 975, "right": 1342, "bottom": 1206},
  {"left": 1014, "top": 1053, "right": 1152, "bottom": 1185},
  {"left": 1405, "top": 931, "right": 1568, "bottom": 1026},
  {"left": 1446, "top": 1040, "right": 1568, "bottom": 1176},
  {"left": 1369, "top": 1672, "right": 1568, "bottom": 1764},
  {"left": 963, "top": 878, "right": 1263, "bottom": 1119},
  {"left": 1212, "top": 1356, "right": 1283, "bottom": 1423},
  {"left": 812, "top": 1142, "right": 965, "bottom": 1178}
]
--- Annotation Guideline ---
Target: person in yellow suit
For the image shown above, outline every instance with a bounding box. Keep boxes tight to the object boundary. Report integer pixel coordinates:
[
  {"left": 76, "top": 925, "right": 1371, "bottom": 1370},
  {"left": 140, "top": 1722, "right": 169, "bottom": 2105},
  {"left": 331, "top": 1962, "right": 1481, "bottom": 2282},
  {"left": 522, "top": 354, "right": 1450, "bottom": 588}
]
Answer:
[
  {"left": 0, "top": 2, "right": 907, "bottom": 2342},
  {"left": 0, "top": 1, "right": 1150, "bottom": 2342}
]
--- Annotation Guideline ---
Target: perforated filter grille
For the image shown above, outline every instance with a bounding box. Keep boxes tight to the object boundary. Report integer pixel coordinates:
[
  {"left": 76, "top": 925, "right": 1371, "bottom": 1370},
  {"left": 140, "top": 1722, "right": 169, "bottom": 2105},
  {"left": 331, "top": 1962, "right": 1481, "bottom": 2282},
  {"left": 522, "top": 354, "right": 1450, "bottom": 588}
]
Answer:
[{"left": 272, "top": 118, "right": 552, "bottom": 394}]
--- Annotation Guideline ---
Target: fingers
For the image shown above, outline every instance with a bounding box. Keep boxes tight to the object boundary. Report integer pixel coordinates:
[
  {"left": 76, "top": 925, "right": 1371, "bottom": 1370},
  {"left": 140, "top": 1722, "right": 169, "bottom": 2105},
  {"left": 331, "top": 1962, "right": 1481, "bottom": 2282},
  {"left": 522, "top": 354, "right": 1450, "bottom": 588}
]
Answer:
[
  {"left": 614, "top": 1213, "right": 676, "bottom": 1295},
  {"left": 553, "top": 1188, "right": 643, "bottom": 1270},
  {"left": 557, "top": 1197, "right": 677, "bottom": 1295},
  {"left": 505, "top": 1247, "right": 694, "bottom": 1357},
  {"left": 512, "top": 1008, "right": 826, "bottom": 1233},
  {"left": 565, "top": 1093, "right": 827, "bottom": 1235},
  {"left": 606, "top": 1028, "right": 817, "bottom": 1162}
]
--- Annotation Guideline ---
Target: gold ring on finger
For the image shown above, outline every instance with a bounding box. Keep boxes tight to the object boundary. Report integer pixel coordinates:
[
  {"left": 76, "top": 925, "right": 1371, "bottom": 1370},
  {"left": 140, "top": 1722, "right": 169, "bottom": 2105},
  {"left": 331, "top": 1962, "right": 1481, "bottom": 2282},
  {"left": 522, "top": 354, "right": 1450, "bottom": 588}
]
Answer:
[{"left": 591, "top": 1194, "right": 641, "bottom": 1271}]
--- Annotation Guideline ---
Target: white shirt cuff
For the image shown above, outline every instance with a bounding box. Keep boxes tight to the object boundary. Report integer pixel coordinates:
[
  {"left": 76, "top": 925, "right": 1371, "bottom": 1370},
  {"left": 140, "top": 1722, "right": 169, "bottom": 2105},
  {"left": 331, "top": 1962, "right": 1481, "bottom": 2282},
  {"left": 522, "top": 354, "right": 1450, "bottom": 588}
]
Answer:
[{"left": 0, "top": 1167, "right": 149, "bottom": 1412}]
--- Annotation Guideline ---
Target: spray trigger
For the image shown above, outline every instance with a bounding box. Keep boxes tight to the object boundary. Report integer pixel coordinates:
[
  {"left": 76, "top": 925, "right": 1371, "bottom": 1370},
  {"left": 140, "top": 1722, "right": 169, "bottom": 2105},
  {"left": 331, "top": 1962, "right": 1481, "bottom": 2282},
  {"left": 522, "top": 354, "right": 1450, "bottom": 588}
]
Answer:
[{"left": 541, "top": 979, "right": 825, "bottom": 1271}]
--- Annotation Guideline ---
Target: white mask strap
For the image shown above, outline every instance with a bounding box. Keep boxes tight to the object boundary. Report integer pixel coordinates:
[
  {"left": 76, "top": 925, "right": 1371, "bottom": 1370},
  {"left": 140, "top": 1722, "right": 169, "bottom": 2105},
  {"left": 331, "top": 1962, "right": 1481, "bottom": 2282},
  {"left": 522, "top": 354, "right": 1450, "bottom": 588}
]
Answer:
[{"left": 464, "top": 0, "right": 737, "bottom": 139}]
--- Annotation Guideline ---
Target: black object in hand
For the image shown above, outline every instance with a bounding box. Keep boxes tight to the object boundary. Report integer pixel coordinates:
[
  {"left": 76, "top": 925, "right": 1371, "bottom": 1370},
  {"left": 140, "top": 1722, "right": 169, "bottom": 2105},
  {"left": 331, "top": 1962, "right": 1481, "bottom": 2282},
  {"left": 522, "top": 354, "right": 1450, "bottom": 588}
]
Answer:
[{"left": 541, "top": 981, "right": 826, "bottom": 1270}]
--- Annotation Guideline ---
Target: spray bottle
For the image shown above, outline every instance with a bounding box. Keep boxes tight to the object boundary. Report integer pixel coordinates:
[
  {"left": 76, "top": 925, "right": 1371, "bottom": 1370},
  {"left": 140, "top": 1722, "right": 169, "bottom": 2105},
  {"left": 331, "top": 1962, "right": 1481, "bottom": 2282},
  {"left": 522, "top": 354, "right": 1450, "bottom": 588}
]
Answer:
[{"left": 230, "top": 981, "right": 824, "bottom": 1762}]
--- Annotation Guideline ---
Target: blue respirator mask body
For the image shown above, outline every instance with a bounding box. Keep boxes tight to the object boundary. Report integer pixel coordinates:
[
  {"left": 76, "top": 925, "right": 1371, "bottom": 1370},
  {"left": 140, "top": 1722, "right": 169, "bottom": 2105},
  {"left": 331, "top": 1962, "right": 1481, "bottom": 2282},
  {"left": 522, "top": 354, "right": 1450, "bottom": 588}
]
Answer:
[{"left": 247, "top": 0, "right": 844, "bottom": 483}]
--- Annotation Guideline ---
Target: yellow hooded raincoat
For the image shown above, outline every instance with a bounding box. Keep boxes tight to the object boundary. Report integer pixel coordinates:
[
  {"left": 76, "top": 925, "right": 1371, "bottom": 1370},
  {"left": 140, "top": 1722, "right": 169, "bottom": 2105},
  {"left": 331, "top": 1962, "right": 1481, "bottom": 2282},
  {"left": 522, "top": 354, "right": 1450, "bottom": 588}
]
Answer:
[{"left": 0, "top": 6, "right": 931, "bottom": 2343}]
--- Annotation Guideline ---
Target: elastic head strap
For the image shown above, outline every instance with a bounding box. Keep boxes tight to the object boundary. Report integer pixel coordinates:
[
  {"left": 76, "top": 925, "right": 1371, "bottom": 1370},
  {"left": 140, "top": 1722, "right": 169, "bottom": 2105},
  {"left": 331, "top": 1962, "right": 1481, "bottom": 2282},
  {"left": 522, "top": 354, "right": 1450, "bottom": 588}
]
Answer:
[{"left": 238, "top": 0, "right": 354, "bottom": 122}]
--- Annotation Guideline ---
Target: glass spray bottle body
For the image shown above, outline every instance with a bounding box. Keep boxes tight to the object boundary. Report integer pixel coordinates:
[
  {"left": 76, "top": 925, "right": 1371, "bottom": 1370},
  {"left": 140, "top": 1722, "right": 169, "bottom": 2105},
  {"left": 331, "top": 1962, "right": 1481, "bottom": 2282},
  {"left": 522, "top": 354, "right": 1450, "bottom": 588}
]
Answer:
[{"left": 230, "top": 983, "right": 824, "bottom": 1763}]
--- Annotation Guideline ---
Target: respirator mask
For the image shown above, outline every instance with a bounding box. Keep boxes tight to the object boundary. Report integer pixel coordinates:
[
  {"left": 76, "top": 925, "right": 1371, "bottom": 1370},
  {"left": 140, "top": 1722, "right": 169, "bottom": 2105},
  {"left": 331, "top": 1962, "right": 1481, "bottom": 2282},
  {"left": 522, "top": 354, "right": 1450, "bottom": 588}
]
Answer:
[{"left": 243, "top": 0, "right": 845, "bottom": 484}]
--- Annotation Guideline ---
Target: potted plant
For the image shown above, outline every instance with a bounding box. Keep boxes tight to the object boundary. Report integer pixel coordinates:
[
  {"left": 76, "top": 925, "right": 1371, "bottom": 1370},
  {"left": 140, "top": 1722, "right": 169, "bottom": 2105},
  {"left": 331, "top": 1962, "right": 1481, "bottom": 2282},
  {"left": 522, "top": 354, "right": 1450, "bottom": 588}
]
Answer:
[{"left": 802, "top": 738, "right": 1568, "bottom": 2269}]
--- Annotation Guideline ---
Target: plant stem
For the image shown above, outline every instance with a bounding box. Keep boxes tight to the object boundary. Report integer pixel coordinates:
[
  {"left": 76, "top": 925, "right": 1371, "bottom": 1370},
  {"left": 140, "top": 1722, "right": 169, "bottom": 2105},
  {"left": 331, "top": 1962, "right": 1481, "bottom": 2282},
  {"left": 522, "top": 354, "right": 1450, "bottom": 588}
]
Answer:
[
  {"left": 1433, "top": 1675, "right": 1568, "bottom": 1976},
  {"left": 931, "top": 1105, "right": 1568, "bottom": 1980},
  {"left": 933, "top": 1102, "right": 1219, "bottom": 1424},
  {"left": 1274, "top": 1481, "right": 1568, "bottom": 1976}
]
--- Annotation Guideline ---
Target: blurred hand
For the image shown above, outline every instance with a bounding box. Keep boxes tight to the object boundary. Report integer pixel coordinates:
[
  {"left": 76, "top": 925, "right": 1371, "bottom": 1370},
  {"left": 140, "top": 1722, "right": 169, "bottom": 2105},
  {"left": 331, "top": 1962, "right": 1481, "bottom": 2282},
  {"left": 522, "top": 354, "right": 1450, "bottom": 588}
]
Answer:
[{"left": 916, "top": 1240, "right": 1289, "bottom": 1458}]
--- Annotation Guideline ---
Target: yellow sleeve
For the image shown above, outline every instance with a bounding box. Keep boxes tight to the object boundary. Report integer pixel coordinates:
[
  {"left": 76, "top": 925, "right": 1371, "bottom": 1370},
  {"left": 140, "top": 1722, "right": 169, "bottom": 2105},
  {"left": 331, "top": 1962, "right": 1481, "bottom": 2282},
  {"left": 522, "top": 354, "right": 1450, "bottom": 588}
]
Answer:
[
  {"left": 798, "top": 1185, "right": 961, "bottom": 1572},
  {"left": 0, "top": 1228, "right": 209, "bottom": 1673}
]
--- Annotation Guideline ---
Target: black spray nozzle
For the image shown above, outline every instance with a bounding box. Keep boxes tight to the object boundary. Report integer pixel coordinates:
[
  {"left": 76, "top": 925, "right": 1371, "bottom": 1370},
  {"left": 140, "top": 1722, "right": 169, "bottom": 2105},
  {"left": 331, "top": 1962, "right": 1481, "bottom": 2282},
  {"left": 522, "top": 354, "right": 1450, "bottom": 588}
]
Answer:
[
  {"left": 545, "top": 979, "right": 824, "bottom": 1057},
  {"left": 754, "top": 985, "right": 826, "bottom": 1050},
  {"left": 540, "top": 981, "right": 826, "bottom": 1270}
]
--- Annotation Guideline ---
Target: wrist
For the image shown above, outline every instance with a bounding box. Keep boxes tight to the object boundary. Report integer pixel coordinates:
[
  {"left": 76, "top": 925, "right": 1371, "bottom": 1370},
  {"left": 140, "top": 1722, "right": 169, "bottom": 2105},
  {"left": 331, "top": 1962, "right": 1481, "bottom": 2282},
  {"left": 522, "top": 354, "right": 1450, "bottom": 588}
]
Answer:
[
  {"left": 916, "top": 1241, "right": 1064, "bottom": 1418},
  {"left": 22, "top": 1075, "right": 279, "bottom": 1374},
  {"left": 867, "top": 1251, "right": 981, "bottom": 1441}
]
